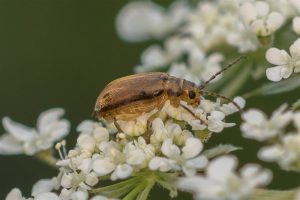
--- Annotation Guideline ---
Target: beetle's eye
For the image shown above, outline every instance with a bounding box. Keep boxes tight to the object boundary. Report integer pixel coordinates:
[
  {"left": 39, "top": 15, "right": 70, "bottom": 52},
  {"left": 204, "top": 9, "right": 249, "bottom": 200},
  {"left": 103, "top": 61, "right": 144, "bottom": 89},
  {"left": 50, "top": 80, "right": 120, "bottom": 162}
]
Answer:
[{"left": 188, "top": 91, "right": 196, "bottom": 99}]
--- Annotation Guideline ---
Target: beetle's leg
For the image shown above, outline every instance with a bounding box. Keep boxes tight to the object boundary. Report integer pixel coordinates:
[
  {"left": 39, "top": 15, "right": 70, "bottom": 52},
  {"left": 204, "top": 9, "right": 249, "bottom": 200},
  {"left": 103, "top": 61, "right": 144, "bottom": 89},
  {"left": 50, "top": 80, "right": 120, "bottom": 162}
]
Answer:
[
  {"left": 180, "top": 103, "right": 208, "bottom": 125},
  {"left": 144, "top": 112, "right": 160, "bottom": 143},
  {"left": 113, "top": 118, "right": 123, "bottom": 133}
]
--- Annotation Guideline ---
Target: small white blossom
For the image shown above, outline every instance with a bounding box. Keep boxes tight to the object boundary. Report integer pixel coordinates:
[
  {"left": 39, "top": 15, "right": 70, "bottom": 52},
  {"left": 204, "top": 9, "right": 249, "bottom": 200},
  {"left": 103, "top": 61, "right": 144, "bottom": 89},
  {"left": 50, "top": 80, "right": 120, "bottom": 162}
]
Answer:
[
  {"left": 149, "top": 138, "right": 208, "bottom": 176},
  {"left": 240, "top": 1, "right": 284, "bottom": 37},
  {"left": 266, "top": 38, "right": 300, "bottom": 81},
  {"left": 241, "top": 104, "right": 293, "bottom": 141},
  {"left": 178, "top": 155, "right": 272, "bottom": 200},
  {"left": 208, "top": 111, "right": 235, "bottom": 133},
  {"left": 0, "top": 108, "right": 70, "bottom": 155},
  {"left": 259, "top": 132, "right": 300, "bottom": 170}
]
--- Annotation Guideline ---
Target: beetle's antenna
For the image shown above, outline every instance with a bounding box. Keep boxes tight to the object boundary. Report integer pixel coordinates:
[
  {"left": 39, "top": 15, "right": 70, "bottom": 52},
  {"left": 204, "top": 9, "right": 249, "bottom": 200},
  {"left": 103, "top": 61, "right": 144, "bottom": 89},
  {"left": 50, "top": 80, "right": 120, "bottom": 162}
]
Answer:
[
  {"left": 199, "top": 55, "right": 247, "bottom": 90},
  {"left": 202, "top": 90, "right": 244, "bottom": 112}
]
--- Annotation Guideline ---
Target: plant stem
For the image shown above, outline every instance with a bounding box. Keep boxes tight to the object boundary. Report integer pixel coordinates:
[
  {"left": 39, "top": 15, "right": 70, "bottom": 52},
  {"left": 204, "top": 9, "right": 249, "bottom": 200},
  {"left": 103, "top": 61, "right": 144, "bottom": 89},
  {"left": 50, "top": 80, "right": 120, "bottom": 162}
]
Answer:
[{"left": 35, "top": 150, "right": 57, "bottom": 168}]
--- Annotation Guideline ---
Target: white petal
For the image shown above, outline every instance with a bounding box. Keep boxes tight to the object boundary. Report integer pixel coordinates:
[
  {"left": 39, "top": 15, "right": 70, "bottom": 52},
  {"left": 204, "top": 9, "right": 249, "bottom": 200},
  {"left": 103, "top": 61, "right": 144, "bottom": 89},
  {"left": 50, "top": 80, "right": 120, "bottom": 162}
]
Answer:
[
  {"left": 5, "top": 188, "right": 23, "bottom": 200},
  {"left": 70, "top": 191, "right": 88, "bottom": 200},
  {"left": 161, "top": 139, "right": 180, "bottom": 158},
  {"left": 210, "top": 111, "right": 225, "bottom": 120},
  {"left": 242, "top": 109, "right": 266, "bottom": 125},
  {"left": 280, "top": 66, "right": 293, "bottom": 79},
  {"left": 2, "top": 117, "right": 35, "bottom": 142},
  {"left": 293, "top": 17, "right": 300, "bottom": 35},
  {"left": 86, "top": 172, "right": 99, "bottom": 186},
  {"left": 240, "top": 3, "right": 257, "bottom": 24},
  {"left": 207, "top": 156, "right": 237, "bottom": 182},
  {"left": 255, "top": 1, "right": 270, "bottom": 17},
  {"left": 0, "top": 134, "right": 23, "bottom": 155},
  {"left": 77, "top": 134, "right": 96, "bottom": 152},
  {"left": 111, "top": 164, "right": 133, "bottom": 181},
  {"left": 182, "top": 138, "right": 203, "bottom": 159},
  {"left": 241, "top": 164, "right": 272, "bottom": 187},
  {"left": 266, "top": 66, "right": 283, "bottom": 82},
  {"left": 93, "top": 127, "right": 109, "bottom": 143},
  {"left": 149, "top": 157, "right": 172, "bottom": 172},
  {"left": 92, "top": 159, "right": 116, "bottom": 176},
  {"left": 185, "top": 155, "right": 208, "bottom": 169},
  {"left": 266, "top": 12, "right": 284, "bottom": 32},
  {"left": 35, "top": 192, "right": 59, "bottom": 200},
  {"left": 126, "top": 149, "right": 145, "bottom": 166},
  {"left": 78, "top": 158, "right": 92, "bottom": 174},
  {"left": 115, "top": 1, "right": 167, "bottom": 42},
  {"left": 258, "top": 145, "right": 283, "bottom": 161},
  {"left": 37, "top": 108, "right": 65, "bottom": 134},
  {"left": 141, "top": 45, "right": 167, "bottom": 67},
  {"left": 61, "top": 173, "right": 73, "bottom": 189},
  {"left": 46, "top": 120, "right": 70, "bottom": 141},
  {"left": 290, "top": 38, "right": 300, "bottom": 59},
  {"left": 266, "top": 48, "right": 289, "bottom": 66},
  {"left": 32, "top": 178, "right": 56, "bottom": 196},
  {"left": 76, "top": 120, "right": 95, "bottom": 133}
]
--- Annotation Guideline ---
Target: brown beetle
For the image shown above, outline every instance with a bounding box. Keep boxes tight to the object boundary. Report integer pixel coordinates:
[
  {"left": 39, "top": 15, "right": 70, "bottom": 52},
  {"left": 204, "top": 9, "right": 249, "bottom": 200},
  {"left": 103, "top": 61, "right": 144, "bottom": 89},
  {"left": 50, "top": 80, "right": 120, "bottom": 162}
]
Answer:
[{"left": 94, "top": 56, "right": 245, "bottom": 128}]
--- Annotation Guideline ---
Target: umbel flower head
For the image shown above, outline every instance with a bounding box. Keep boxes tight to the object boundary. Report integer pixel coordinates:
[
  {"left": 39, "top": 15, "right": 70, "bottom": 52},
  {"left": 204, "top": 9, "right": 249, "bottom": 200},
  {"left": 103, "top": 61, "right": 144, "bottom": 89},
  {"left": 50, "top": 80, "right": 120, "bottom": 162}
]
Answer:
[{"left": 0, "top": 108, "right": 70, "bottom": 155}]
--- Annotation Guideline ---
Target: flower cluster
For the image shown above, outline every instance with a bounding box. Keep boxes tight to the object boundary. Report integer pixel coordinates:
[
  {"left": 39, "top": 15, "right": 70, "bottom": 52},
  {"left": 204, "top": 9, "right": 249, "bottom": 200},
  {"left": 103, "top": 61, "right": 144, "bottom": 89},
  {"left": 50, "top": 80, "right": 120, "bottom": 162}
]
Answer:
[
  {"left": 4, "top": 97, "right": 248, "bottom": 200},
  {"left": 178, "top": 155, "right": 272, "bottom": 200},
  {"left": 241, "top": 104, "right": 300, "bottom": 171},
  {"left": 116, "top": 0, "right": 296, "bottom": 85}
]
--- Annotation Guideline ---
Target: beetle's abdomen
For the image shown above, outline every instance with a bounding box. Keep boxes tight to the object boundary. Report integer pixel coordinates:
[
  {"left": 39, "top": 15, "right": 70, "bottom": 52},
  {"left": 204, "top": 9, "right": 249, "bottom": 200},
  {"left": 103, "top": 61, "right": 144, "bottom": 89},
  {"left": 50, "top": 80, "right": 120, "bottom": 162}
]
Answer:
[{"left": 95, "top": 72, "right": 169, "bottom": 120}]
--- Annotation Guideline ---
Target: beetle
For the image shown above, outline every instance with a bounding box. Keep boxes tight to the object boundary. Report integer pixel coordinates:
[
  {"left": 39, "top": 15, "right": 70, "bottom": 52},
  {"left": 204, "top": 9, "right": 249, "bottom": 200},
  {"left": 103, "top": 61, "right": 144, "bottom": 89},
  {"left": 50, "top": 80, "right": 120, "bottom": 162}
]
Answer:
[{"left": 94, "top": 56, "right": 245, "bottom": 129}]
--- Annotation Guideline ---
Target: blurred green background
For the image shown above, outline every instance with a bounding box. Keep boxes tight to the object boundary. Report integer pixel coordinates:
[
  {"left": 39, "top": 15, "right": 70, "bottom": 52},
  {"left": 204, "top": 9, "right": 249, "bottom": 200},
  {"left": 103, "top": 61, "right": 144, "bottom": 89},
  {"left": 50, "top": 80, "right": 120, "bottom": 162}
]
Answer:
[{"left": 0, "top": 0, "right": 299, "bottom": 199}]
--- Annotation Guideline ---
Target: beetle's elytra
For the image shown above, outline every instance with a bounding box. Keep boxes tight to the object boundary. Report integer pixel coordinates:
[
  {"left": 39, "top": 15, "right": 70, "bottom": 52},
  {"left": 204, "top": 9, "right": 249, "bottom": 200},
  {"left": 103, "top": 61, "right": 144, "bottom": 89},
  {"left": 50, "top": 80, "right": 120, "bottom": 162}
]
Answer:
[{"left": 94, "top": 72, "right": 201, "bottom": 122}]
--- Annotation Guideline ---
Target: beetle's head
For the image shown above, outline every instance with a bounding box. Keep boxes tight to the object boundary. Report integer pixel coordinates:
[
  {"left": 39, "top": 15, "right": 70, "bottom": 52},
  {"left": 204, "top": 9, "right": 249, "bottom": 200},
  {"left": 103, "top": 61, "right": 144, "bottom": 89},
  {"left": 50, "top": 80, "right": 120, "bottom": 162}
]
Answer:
[{"left": 180, "top": 81, "right": 201, "bottom": 107}]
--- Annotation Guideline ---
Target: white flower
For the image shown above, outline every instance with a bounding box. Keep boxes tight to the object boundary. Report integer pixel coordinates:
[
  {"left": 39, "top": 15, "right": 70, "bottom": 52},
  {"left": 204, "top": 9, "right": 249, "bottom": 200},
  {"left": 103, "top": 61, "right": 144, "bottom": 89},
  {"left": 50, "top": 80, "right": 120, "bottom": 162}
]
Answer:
[
  {"left": 0, "top": 108, "right": 70, "bottom": 155},
  {"left": 294, "top": 17, "right": 300, "bottom": 35},
  {"left": 149, "top": 138, "right": 208, "bottom": 176},
  {"left": 178, "top": 156, "right": 272, "bottom": 200},
  {"left": 116, "top": 1, "right": 167, "bottom": 42},
  {"left": 208, "top": 111, "right": 235, "bottom": 133},
  {"left": 240, "top": 1, "right": 284, "bottom": 37},
  {"left": 266, "top": 39, "right": 300, "bottom": 81},
  {"left": 241, "top": 105, "right": 293, "bottom": 141},
  {"left": 258, "top": 132, "right": 300, "bottom": 170}
]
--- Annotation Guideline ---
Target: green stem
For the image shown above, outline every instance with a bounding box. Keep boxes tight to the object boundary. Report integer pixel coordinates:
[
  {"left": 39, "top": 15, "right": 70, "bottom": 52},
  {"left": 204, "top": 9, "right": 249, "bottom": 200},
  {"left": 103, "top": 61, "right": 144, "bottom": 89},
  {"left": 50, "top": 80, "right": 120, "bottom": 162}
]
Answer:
[
  {"left": 35, "top": 150, "right": 57, "bottom": 168},
  {"left": 122, "top": 182, "right": 147, "bottom": 200},
  {"left": 249, "top": 189, "right": 297, "bottom": 200}
]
